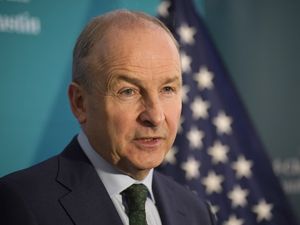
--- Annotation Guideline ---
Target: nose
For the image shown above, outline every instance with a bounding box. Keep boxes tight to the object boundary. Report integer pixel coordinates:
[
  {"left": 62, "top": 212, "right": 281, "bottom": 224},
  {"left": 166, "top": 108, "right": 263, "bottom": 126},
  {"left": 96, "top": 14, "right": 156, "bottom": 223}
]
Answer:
[{"left": 139, "top": 96, "right": 165, "bottom": 127}]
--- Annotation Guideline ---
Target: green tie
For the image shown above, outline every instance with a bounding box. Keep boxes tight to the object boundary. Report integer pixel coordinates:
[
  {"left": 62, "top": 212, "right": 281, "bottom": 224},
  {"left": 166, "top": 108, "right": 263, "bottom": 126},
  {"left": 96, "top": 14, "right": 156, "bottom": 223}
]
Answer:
[{"left": 123, "top": 184, "right": 148, "bottom": 225}]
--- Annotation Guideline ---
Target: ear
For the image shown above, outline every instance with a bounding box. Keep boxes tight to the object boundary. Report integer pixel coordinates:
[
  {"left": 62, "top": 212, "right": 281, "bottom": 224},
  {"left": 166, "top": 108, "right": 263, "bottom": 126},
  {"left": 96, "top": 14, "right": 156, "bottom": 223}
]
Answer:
[{"left": 68, "top": 82, "right": 87, "bottom": 124}]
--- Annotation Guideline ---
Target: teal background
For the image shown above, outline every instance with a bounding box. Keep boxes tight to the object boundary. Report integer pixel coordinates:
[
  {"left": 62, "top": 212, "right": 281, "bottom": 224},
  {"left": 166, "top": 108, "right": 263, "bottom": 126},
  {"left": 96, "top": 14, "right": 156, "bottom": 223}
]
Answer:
[{"left": 1, "top": 0, "right": 299, "bottom": 219}]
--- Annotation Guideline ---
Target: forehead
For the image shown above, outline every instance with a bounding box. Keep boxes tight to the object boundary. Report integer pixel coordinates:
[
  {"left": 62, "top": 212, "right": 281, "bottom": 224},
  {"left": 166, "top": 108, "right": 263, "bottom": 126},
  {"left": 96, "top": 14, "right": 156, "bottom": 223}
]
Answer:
[{"left": 92, "top": 25, "right": 181, "bottom": 78}]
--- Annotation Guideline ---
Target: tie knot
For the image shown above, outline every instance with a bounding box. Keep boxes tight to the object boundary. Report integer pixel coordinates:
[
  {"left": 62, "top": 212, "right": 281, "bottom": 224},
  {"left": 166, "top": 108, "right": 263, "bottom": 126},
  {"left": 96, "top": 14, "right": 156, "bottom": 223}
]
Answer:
[{"left": 123, "top": 184, "right": 148, "bottom": 211}]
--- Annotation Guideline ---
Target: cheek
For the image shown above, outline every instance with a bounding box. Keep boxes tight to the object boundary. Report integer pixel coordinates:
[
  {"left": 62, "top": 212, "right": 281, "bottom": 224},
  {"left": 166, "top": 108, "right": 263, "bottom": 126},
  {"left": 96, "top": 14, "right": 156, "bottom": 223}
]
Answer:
[
  {"left": 164, "top": 100, "right": 182, "bottom": 130},
  {"left": 111, "top": 116, "right": 131, "bottom": 136},
  {"left": 106, "top": 103, "right": 138, "bottom": 140}
]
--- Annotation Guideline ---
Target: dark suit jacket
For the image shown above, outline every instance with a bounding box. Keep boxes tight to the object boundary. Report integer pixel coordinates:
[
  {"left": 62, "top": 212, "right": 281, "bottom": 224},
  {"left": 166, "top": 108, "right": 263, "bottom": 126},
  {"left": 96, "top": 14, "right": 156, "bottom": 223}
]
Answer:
[{"left": 0, "top": 137, "right": 216, "bottom": 225}]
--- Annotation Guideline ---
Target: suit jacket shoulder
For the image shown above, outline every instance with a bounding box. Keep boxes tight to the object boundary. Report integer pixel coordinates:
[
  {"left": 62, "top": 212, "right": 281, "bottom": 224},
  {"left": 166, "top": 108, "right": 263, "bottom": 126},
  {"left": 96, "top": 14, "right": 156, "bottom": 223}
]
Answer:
[
  {"left": 0, "top": 154, "right": 69, "bottom": 225},
  {"left": 0, "top": 137, "right": 123, "bottom": 225}
]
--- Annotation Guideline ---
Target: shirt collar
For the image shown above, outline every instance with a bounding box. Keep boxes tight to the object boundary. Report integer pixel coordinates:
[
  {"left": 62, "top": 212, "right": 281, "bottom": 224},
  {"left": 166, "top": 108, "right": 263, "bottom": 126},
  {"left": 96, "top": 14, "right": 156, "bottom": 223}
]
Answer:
[{"left": 77, "top": 130, "right": 155, "bottom": 202}]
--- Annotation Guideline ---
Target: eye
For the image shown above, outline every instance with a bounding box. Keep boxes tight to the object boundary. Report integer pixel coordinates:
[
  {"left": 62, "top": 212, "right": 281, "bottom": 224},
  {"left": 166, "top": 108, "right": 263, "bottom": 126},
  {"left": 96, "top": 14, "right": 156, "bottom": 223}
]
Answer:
[
  {"left": 118, "top": 88, "right": 137, "bottom": 97},
  {"left": 161, "top": 86, "right": 175, "bottom": 94}
]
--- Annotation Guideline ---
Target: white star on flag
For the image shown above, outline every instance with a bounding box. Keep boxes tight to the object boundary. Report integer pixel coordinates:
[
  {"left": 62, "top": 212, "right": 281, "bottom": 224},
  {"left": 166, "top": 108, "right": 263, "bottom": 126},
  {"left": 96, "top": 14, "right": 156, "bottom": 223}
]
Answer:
[
  {"left": 164, "top": 146, "right": 178, "bottom": 165},
  {"left": 223, "top": 215, "right": 244, "bottom": 225},
  {"left": 177, "top": 115, "right": 185, "bottom": 134},
  {"left": 232, "top": 155, "right": 253, "bottom": 178},
  {"left": 157, "top": 1, "right": 170, "bottom": 17},
  {"left": 194, "top": 66, "right": 214, "bottom": 89},
  {"left": 186, "top": 127, "right": 204, "bottom": 149},
  {"left": 208, "top": 141, "right": 229, "bottom": 164},
  {"left": 177, "top": 116, "right": 184, "bottom": 134},
  {"left": 213, "top": 111, "right": 232, "bottom": 134},
  {"left": 252, "top": 199, "right": 273, "bottom": 222},
  {"left": 180, "top": 51, "right": 192, "bottom": 73},
  {"left": 182, "top": 84, "right": 190, "bottom": 103},
  {"left": 190, "top": 97, "right": 210, "bottom": 119},
  {"left": 228, "top": 185, "right": 249, "bottom": 208},
  {"left": 202, "top": 171, "right": 224, "bottom": 194},
  {"left": 181, "top": 157, "right": 201, "bottom": 180},
  {"left": 177, "top": 24, "right": 196, "bottom": 45}
]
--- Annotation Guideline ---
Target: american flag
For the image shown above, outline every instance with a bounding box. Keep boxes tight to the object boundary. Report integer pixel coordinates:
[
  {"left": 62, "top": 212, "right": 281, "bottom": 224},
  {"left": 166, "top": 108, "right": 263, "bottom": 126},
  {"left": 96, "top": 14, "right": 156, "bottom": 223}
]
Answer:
[{"left": 157, "top": 0, "right": 299, "bottom": 224}]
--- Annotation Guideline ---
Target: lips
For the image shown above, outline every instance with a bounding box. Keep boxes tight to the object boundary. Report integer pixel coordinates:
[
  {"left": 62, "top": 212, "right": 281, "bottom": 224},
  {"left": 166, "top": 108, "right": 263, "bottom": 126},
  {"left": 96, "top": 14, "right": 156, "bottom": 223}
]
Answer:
[
  {"left": 138, "top": 137, "right": 159, "bottom": 141},
  {"left": 133, "top": 137, "right": 164, "bottom": 148}
]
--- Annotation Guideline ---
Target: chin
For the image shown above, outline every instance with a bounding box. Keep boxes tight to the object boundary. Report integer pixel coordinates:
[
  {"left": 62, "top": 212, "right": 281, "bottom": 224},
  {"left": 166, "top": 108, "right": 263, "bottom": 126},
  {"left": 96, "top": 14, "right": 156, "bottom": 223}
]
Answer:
[{"left": 136, "top": 157, "right": 164, "bottom": 170}]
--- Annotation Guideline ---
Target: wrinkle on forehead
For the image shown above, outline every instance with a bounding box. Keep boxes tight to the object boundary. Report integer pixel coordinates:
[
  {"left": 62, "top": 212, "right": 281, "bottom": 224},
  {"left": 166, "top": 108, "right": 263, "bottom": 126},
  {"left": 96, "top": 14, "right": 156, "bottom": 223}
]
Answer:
[{"left": 103, "top": 57, "right": 181, "bottom": 94}]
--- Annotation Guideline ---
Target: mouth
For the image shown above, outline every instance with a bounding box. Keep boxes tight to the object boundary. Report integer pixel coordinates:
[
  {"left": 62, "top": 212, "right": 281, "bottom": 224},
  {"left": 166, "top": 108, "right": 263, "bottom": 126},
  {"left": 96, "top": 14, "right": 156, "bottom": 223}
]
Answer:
[
  {"left": 133, "top": 137, "right": 164, "bottom": 149},
  {"left": 136, "top": 137, "right": 161, "bottom": 141}
]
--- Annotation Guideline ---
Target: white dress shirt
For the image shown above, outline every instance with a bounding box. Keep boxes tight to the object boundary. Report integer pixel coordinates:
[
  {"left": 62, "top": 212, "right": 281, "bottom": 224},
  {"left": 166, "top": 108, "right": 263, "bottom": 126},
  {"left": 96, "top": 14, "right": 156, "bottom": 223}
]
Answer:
[{"left": 78, "top": 131, "right": 162, "bottom": 225}]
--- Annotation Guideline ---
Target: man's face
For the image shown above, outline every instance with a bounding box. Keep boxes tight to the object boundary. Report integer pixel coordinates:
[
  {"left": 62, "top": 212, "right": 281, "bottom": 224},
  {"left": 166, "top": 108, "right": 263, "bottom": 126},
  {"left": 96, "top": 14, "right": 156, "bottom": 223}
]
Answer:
[{"left": 82, "top": 26, "right": 181, "bottom": 179}]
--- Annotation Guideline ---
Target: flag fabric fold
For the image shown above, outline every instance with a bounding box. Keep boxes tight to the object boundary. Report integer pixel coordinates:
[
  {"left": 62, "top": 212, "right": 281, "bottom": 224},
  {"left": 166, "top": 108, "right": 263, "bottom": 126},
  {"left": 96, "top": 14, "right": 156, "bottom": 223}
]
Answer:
[{"left": 157, "top": 0, "right": 298, "bottom": 224}]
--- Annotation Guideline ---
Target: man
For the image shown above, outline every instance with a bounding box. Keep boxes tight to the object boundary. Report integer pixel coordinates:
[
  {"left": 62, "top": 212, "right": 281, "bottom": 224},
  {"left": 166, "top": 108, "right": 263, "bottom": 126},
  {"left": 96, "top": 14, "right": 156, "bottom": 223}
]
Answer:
[{"left": 0, "top": 10, "right": 216, "bottom": 225}]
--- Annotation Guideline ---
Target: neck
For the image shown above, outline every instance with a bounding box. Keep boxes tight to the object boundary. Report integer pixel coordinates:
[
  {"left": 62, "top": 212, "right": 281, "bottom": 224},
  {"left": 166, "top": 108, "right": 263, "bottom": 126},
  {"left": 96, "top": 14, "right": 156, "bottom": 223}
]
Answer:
[{"left": 119, "top": 167, "right": 150, "bottom": 181}]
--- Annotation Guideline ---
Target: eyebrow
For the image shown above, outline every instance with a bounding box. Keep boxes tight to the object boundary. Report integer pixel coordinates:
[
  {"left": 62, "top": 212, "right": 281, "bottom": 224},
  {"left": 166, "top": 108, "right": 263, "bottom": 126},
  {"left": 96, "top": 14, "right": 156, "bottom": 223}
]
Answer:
[{"left": 112, "top": 74, "right": 181, "bottom": 87}]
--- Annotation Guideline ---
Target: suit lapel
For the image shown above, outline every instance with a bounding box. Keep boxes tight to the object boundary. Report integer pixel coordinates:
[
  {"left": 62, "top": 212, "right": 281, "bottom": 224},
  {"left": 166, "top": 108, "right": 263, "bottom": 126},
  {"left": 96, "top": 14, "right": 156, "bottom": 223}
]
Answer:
[
  {"left": 56, "top": 138, "right": 123, "bottom": 225},
  {"left": 153, "top": 172, "right": 188, "bottom": 225}
]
